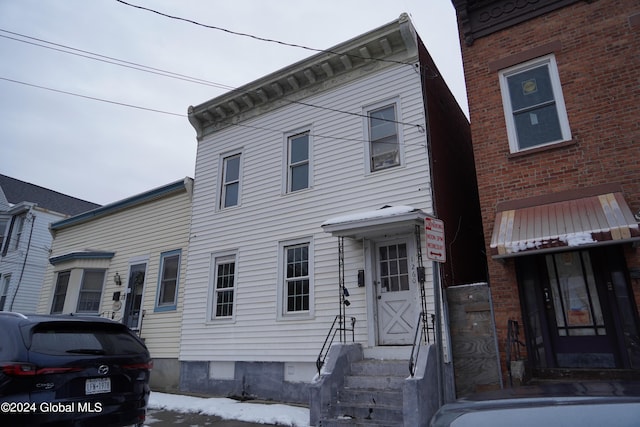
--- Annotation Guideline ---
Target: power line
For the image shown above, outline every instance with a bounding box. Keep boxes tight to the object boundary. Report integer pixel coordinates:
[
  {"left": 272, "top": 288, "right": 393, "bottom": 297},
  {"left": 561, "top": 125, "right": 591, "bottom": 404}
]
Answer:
[
  {"left": 0, "top": 76, "right": 186, "bottom": 117},
  {"left": 0, "top": 28, "right": 423, "bottom": 130},
  {"left": 114, "top": 0, "right": 423, "bottom": 69}
]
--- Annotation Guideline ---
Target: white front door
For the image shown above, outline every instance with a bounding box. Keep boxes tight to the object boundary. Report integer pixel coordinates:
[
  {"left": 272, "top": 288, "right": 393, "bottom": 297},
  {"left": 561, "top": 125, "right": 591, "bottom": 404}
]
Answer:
[{"left": 375, "top": 239, "right": 416, "bottom": 345}]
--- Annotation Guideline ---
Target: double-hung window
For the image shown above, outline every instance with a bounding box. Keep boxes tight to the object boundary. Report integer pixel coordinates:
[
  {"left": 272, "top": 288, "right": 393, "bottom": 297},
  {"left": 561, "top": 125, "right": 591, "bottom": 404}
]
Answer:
[
  {"left": 499, "top": 54, "right": 571, "bottom": 152},
  {"left": 0, "top": 274, "right": 11, "bottom": 311},
  {"left": 12, "top": 214, "right": 26, "bottom": 251},
  {"left": 211, "top": 254, "right": 236, "bottom": 320},
  {"left": 287, "top": 132, "right": 310, "bottom": 192},
  {"left": 156, "top": 250, "right": 181, "bottom": 311},
  {"left": 220, "top": 153, "right": 242, "bottom": 209},
  {"left": 279, "top": 239, "right": 313, "bottom": 318},
  {"left": 50, "top": 271, "right": 70, "bottom": 314},
  {"left": 76, "top": 270, "right": 105, "bottom": 314},
  {"left": 367, "top": 104, "right": 400, "bottom": 172}
]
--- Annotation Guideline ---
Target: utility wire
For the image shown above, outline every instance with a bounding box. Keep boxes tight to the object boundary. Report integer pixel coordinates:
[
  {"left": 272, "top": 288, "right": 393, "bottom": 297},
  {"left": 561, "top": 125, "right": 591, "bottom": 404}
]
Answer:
[
  {"left": 114, "top": 0, "right": 424, "bottom": 69},
  {"left": 0, "top": 76, "right": 186, "bottom": 117},
  {"left": 0, "top": 28, "right": 424, "bottom": 130}
]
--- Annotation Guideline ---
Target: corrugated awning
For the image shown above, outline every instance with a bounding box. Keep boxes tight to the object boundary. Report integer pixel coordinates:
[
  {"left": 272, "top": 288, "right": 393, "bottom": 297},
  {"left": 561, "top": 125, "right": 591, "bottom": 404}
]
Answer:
[{"left": 490, "top": 192, "right": 640, "bottom": 258}]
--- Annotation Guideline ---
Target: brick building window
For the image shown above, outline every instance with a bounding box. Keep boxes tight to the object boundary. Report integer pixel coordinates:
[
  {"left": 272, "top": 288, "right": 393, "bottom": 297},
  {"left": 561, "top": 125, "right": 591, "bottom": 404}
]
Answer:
[{"left": 499, "top": 55, "right": 571, "bottom": 152}]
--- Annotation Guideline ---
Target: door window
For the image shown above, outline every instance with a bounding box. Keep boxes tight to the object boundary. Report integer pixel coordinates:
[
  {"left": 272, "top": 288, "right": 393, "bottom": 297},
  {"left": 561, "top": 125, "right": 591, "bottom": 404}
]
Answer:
[
  {"left": 545, "top": 252, "right": 604, "bottom": 336},
  {"left": 379, "top": 243, "right": 409, "bottom": 292}
]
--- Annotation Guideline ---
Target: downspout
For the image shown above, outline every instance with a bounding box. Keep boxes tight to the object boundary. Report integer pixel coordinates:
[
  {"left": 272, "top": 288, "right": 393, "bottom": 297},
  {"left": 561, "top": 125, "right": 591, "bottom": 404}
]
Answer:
[{"left": 9, "top": 211, "right": 35, "bottom": 311}]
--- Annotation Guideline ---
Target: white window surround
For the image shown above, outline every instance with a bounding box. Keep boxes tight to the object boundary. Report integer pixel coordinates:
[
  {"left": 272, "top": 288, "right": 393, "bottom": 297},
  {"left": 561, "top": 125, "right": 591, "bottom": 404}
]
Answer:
[
  {"left": 282, "top": 127, "right": 313, "bottom": 194},
  {"left": 499, "top": 54, "right": 571, "bottom": 153},
  {"left": 277, "top": 237, "right": 314, "bottom": 320},
  {"left": 363, "top": 98, "right": 404, "bottom": 174},
  {"left": 155, "top": 249, "right": 181, "bottom": 312},
  {"left": 218, "top": 150, "right": 244, "bottom": 210},
  {"left": 207, "top": 251, "right": 238, "bottom": 322}
]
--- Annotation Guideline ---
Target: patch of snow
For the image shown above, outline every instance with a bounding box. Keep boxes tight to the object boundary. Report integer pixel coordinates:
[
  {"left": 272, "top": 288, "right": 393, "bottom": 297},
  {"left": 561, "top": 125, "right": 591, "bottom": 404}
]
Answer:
[
  {"left": 322, "top": 205, "right": 415, "bottom": 226},
  {"left": 148, "top": 392, "right": 310, "bottom": 426}
]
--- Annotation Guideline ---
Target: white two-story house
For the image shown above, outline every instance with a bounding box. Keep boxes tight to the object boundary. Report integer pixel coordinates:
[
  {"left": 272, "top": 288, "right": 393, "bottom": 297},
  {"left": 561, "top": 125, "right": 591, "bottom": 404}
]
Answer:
[{"left": 180, "top": 14, "right": 485, "bottom": 410}]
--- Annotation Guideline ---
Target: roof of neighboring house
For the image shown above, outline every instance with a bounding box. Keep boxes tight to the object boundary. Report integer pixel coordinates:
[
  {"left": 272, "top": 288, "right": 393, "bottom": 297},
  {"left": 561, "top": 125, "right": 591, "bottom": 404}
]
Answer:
[{"left": 0, "top": 174, "right": 101, "bottom": 216}]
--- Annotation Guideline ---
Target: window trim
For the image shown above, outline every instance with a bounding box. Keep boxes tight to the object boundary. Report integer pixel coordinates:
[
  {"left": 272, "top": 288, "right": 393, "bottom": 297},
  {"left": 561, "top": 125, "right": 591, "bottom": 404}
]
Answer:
[
  {"left": 499, "top": 54, "right": 571, "bottom": 153},
  {"left": 0, "top": 274, "right": 11, "bottom": 311},
  {"left": 75, "top": 269, "right": 105, "bottom": 315},
  {"left": 154, "top": 249, "right": 182, "bottom": 312},
  {"left": 283, "top": 128, "right": 312, "bottom": 193},
  {"left": 363, "top": 99, "right": 404, "bottom": 174},
  {"left": 218, "top": 151, "right": 243, "bottom": 210},
  {"left": 277, "top": 237, "right": 314, "bottom": 320},
  {"left": 50, "top": 270, "right": 70, "bottom": 314},
  {"left": 208, "top": 251, "right": 238, "bottom": 322}
]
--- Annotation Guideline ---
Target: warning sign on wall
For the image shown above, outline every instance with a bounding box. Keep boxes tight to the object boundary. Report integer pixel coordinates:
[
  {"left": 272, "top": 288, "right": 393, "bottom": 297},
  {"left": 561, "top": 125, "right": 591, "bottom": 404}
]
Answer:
[{"left": 425, "top": 217, "right": 446, "bottom": 263}]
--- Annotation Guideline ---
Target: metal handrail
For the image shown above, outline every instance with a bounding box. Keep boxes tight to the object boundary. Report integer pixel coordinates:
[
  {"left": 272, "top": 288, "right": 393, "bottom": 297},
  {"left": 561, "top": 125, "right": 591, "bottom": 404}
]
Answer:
[
  {"left": 409, "top": 311, "right": 435, "bottom": 376},
  {"left": 316, "top": 314, "right": 356, "bottom": 375},
  {"left": 506, "top": 319, "right": 525, "bottom": 386}
]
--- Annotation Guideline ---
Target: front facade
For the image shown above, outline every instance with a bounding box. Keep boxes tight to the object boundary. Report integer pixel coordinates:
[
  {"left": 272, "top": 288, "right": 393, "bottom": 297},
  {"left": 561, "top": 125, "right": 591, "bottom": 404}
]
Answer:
[
  {"left": 181, "top": 14, "right": 485, "bottom": 403},
  {"left": 37, "top": 178, "right": 193, "bottom": 391},
  {"left": 0, "top": 175, "right": 100, "bottom": 313},
  {"left": 453, "top": 0, "right": 640, "bottom": 385}
]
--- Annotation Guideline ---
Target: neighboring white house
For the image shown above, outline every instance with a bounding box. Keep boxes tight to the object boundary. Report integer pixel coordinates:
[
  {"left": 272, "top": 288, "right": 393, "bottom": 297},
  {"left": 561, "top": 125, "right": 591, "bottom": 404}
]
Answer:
[
  {"left": 181, "top": 14, "right": 484, "bottom": 404},
  {"left": 0, "top": 174, "right": 100, "bottom": 313},
  {"left": 37, "top": 178, "right": 193, "bottom": 391}
]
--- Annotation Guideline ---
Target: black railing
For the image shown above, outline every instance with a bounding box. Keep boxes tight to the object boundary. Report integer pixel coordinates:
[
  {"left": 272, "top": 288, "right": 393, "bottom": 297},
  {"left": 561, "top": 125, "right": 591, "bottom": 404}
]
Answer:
[
  {"left": 409, "top": 311, "right": 436, "bottom": 376},
  {"left": 316, "top": 314, "right": 356, "bottom": 375},
  {"left": 506, "top": 319, "right": 525, "bottom": 386}
]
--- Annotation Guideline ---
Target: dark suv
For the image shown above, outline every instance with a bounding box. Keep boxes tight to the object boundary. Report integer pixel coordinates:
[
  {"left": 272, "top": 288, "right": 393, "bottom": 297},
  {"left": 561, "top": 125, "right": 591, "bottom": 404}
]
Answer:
[{"left": 0, "top": 312, "right": 152, "bottom": 426}]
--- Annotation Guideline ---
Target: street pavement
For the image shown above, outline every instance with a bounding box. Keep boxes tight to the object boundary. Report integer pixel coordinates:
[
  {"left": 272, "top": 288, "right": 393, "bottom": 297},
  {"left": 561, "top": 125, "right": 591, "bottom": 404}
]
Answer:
[{"left": 145, "top": 408, "right": 278, "bottom": 426}]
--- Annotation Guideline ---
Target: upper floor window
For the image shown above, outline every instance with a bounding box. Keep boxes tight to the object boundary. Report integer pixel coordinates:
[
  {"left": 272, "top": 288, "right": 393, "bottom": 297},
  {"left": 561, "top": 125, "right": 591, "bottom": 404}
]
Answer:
[
  {"left": 499, "top": 55, "right": 571, "bottom": 152},
  {"left": 50, "top": 271, "right": 70, "bottom": 314},
  {"left": 12, "top": 214, "right": 26, "bottom": 251},
  {"left": 155, "top": 250, "right": 181, "bottom": 311},
  {"left": 220, "top": 153, "right": 242, "bottom": 209},
  {"left": 287, "top": 132, "right": 310, "bottom": 192},
  {"left": 76, "top": 270, "right": 105, "bottom": 314},
  {"left": 0, "top": 218, "right": 8, "bottom": 251},
  {"left": 367, "top": 104, "right": 400, "bottom": 172}
]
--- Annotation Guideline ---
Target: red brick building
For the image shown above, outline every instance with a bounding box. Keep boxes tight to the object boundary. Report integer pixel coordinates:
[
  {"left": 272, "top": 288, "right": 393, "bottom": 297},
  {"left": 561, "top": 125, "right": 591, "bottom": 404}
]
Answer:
[{"left": 452, "top": 0, "right": 640, "bottom": 385}]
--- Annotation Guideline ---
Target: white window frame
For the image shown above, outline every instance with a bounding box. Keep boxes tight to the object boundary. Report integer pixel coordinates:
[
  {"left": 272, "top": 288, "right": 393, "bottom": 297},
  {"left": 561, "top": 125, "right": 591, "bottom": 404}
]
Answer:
[
  {"left": 499, "top": 54, "right": 571, "bottom": 153},
  {"left": 284, "top": 129, "right": 312, "bottom": 193},
  {"left": 0, "top": 274, "right": 11, "bottom": 311},
  {"left": 12, "top": 214, "right": 26, "bottom": 251},
  {"left": 155, "top": 249, "right": 181, "bottom": 312},
  {"left": 50, "top": 270, "right": 70, "bottom": 314},
  {"left": 277, "top": 237, "right": 314, "bottom": 320},
  {"left": 208, "top": 251, "right": 238, "bottom": 322},
  {"left": 218, "top": 151, "right": 243, "bottom": 210},
  {"left": 75, "top": 269, "right": 105, "bottom": 315},
  {"left": 363, "top": 99, "right": 404, "bottom": 174}
]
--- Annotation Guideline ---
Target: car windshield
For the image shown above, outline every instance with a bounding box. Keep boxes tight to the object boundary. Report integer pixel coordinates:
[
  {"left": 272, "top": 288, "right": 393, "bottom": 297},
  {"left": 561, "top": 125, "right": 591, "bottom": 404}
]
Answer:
[{"left": 29, "top": 322, "right": 147, "bottom": 356}]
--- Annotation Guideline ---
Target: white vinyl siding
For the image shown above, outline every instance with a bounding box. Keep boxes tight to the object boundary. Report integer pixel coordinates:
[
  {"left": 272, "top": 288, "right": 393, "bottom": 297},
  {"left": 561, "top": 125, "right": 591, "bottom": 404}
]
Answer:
[
  {"left": 181, "top": 62, "right": 433, "bottom": 362},
  {"left": 499, "top": 54, "right": 571, "bottom": 152}
]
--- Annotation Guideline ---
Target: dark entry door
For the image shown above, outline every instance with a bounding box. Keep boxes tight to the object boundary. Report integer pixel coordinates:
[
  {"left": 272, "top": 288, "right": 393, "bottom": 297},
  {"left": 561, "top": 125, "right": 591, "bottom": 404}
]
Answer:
[
  {"left": 123, "top": 263, "right": 146, "bottom": 330},
  {"left": 518, "top": 247, "right": 639, "bottom": 370}
]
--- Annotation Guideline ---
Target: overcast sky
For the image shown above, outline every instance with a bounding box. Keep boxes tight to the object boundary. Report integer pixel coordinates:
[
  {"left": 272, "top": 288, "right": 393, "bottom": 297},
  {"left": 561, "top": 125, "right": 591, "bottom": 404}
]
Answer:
[{"left": 0, "top": 0, "right": 467, "bottom": 206}]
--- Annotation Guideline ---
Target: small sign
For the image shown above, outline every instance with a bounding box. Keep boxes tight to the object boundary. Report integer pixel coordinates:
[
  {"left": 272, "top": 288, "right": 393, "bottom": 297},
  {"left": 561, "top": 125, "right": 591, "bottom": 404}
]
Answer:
[{"left": 425, "top": 217, "right": 446, "bottom": 263}]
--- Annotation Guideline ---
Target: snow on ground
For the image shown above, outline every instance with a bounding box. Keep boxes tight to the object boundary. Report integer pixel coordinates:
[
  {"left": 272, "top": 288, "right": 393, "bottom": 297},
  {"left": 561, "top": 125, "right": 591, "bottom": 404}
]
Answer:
[{"left": 147, "top": 391, "right": 310, "bottom": 426}]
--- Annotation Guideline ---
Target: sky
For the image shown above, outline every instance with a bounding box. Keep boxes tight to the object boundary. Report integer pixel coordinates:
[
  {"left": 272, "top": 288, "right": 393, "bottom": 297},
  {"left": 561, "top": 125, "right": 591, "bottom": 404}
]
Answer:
[
  {"left": 0, "top": 0, "right": 467, "bottom": 206},
  {"left": 147, "top": 391, "right": 309, "bottom": 426}
]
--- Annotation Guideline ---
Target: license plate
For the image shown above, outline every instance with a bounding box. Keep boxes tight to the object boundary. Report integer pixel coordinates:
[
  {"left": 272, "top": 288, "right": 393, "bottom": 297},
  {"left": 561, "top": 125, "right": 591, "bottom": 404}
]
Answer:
[{"left": 85, "top": 377, "right": 111, "bottom": 395}]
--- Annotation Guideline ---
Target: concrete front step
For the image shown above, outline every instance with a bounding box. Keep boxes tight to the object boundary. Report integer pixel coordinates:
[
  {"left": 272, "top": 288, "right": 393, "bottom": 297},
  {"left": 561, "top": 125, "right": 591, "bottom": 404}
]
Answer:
[
  {"left": 338, "top": 387, "right": 403, "bottom": 407},
  {"left": 332, "top": 401, "right": 403, "bottom": 424},
  {"left": 350, "top": 359, "right": 410, "bottom": 377},
  {"left": 319, "top": 416, "right": 403, "bottom": 427}
]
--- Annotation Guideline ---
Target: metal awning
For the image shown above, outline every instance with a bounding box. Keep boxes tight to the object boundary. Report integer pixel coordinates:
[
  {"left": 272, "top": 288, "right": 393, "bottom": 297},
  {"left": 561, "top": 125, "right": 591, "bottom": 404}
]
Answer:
[
  {"left": 322, "top": 205, "right": 429, "bottom": 239},
  {"left": 490, "top": 192, "right": 640, "bottom": 258}
]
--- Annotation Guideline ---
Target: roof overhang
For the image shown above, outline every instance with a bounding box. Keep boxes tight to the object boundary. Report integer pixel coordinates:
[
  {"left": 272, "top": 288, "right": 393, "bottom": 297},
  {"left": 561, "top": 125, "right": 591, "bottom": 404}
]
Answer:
[
  {"left": 49, "top": 251, "right": 115, "bottom": 266},
  {"left": 490, "top": 191, "right": 640, "bottom": 259},
  {"left": 322, "top": 205, "right": 428, "bottom": 239}
]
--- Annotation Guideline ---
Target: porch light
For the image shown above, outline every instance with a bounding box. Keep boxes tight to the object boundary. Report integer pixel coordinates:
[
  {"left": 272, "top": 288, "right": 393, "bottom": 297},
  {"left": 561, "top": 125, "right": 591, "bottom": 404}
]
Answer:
[{"left": 114, "top": 272, "right": 122, "bottom": 286}]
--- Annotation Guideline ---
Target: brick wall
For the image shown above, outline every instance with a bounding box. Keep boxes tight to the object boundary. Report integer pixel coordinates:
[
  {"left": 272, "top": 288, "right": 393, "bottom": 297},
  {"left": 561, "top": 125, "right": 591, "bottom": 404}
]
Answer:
[{"left": 458, "top": 0, "right": 640, "bottom": 379}]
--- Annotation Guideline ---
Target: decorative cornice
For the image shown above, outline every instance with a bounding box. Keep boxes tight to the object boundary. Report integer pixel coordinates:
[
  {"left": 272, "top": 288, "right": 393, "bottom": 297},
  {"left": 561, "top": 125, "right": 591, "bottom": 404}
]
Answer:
[
  {"left": 188, "top": 14, "right": 418, "bottom": 139},
  {"left": 453, "top": 0, "right": 583, "bottom": 45}
]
